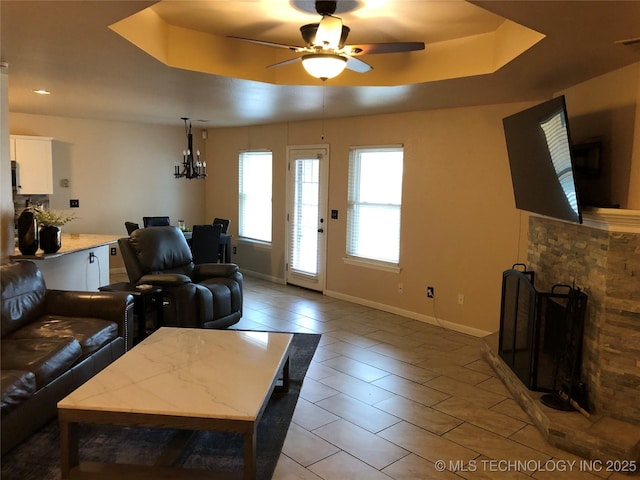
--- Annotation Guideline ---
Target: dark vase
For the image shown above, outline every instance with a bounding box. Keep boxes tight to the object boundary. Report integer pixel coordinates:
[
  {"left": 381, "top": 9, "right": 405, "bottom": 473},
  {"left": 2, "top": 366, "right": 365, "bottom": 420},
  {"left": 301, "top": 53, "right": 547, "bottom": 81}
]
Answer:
[
  {"left": 39, "top": 226, "right": 62, "bottom": 253},
  {"left": 17, "top": 209, "right": 39, "bottom": 255}
]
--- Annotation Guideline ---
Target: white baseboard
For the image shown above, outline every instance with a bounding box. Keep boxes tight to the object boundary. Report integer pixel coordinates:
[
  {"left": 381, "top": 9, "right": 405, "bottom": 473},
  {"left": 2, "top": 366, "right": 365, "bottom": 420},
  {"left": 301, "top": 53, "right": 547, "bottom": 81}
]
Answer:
[
  {"left": 169, "top": 269, "right": 492, "bottom": 338},
  {"left": 242, "top": 270, "right": 286, "bottom": 285},
  {"left": 324, "top": 289, "right": 492, "bottom": 338}
]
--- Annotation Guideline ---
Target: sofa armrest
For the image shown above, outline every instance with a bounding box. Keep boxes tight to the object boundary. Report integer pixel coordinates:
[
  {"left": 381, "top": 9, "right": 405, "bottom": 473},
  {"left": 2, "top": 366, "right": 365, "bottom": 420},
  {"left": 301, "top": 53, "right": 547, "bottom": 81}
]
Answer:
[
  {"left": 43, "top": 290, "right": 135, "bottom": 350},
  {"left": 138, "top": 273, "right": 192, "bottom": 286},
  {"left": 194, "top": 263, "right": 239, "bottom": 280}
]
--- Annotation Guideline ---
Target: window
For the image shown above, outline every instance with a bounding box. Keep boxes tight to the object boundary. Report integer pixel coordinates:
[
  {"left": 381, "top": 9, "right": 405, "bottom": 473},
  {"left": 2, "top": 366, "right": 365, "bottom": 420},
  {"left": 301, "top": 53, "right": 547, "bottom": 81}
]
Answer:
[
  {"left": 239, "top": 151, "right": 272, "bottom": 243},
  {"left": 347, "top": 146, "right": 404, "bottom": 266}
]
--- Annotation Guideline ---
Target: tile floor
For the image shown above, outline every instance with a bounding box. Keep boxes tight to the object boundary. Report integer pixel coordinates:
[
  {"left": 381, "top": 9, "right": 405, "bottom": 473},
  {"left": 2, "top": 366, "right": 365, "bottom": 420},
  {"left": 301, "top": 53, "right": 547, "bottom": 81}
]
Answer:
[
  {"left": 231, "top": 276, "right": 629, "bottom": 480},
  {"left": 113, "top": 272, "right": 628, "bottom": 479}
]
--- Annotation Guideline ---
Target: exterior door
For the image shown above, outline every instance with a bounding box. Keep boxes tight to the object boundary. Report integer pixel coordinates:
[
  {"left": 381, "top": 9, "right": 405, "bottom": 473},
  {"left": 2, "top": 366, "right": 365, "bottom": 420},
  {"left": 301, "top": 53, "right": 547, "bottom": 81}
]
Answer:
[{"left": 286, "top": 146, "right": 328, "bottom": 292}]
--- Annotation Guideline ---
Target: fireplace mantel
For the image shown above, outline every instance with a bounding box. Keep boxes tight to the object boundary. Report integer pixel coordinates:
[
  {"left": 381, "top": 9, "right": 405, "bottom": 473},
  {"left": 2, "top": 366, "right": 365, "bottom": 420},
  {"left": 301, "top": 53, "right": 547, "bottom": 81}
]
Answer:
[{"left": 582, "top": 208, "right": 640, "bottom": 233}]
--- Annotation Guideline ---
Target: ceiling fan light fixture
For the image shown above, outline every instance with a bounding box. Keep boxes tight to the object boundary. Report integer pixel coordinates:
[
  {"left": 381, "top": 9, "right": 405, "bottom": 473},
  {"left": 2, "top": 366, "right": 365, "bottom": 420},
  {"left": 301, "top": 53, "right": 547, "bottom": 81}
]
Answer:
[{"left": 302, "top": 53, "right": 347, "bottom": 80}]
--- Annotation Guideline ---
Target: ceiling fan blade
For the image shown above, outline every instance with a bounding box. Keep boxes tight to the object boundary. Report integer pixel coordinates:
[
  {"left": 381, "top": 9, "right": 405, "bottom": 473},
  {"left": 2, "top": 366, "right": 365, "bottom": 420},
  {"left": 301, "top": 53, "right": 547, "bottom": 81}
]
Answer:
[
  {"left": 266, "top": 57, "right": 303, "bottom": 69},
  {"left": 228, "top": 36, "right": 303, "bottom": 52},
  {"left": 315, "top": 15, "right": 343, "bottom": 49},
  {"left": 345, "top": 56, "right": 372, "bottom": 73},
  {"left": 344, "top": 42, "right": 425, "bottom": 55}
]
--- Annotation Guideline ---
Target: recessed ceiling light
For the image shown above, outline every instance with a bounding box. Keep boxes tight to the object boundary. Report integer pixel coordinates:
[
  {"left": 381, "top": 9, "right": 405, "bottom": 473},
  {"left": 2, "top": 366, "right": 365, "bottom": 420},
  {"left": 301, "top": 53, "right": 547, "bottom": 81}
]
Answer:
[{"left": 33, "top": 89, "right": 51, "bottom": 95}]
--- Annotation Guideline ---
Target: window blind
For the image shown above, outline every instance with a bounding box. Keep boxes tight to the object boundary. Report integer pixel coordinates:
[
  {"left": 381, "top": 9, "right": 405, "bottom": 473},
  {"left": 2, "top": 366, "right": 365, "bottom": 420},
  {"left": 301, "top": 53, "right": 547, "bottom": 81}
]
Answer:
[
  {"left": 289, "top": 157, "right": 320, "bottom": 275},
  {"left": 347, "top": 146, "right": 404, "bottom": 264},
  {"left": 238, "top": 151, "right": 272, "bottom": 242}
]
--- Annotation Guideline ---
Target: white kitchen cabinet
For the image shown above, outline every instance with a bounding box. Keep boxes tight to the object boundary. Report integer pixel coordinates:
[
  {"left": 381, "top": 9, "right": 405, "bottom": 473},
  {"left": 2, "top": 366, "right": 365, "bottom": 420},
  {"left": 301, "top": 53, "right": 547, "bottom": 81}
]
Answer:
[{"left": 11, "top": 135, "right": 54, "bottom": 194}]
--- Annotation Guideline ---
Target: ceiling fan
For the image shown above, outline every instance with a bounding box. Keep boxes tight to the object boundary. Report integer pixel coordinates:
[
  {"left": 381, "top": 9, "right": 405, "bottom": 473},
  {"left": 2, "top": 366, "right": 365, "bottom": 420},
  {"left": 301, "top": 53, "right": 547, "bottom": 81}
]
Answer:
[{"left": 229, "top": 0, "right": 425, "bottom": 80}]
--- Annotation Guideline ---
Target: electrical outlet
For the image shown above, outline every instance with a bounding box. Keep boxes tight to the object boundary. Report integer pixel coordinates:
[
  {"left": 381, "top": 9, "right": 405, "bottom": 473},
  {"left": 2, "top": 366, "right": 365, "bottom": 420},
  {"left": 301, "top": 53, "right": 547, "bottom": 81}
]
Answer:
[
  {"left": 70, "top": 199, "right": 79, "bottom": 208},
  {"left": 232, "top": 246, "right": 237, "bottom": 254},
  {"left": 427, "top": 286, "right": 435, "bottom": 298},
  {"left": 89, "top": 252, "right": 96, "bottom": 264},
  {"left": 110, "top": 247, "right": 117, "bottom": 256},
  {"left": 398, "top": 283, "right": 404, "bottom": 294},
  {"left": 458, "top": 293, "right": 465, "bottom": 305}
]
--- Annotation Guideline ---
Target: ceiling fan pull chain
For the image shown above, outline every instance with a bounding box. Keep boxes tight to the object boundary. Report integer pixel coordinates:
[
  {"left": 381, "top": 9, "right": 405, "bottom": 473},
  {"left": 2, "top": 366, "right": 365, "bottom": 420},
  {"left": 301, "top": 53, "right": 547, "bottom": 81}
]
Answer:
[{"left": 321, "top": 84, "right": 326, "bottom": 141}]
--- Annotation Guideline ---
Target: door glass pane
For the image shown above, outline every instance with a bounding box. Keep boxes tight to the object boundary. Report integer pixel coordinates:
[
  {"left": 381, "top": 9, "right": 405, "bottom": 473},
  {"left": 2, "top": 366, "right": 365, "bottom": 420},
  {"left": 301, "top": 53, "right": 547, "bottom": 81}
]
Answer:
[{"left": 291, "top": 158, "right": 319, "bottom": 275}]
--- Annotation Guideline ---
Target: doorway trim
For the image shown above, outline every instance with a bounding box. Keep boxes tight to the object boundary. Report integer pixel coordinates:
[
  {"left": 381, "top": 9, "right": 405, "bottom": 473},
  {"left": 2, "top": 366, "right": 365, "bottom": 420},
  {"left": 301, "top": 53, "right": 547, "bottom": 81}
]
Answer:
[{"left": 285, "top": 144, "right": 329, "bottom": 293}]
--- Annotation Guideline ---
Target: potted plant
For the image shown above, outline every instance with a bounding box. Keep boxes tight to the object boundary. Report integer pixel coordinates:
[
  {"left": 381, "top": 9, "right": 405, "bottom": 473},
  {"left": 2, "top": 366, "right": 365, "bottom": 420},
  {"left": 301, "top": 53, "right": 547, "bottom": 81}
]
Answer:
[{"left": 27, "top": 205, "right": 76, "bottom": 253}]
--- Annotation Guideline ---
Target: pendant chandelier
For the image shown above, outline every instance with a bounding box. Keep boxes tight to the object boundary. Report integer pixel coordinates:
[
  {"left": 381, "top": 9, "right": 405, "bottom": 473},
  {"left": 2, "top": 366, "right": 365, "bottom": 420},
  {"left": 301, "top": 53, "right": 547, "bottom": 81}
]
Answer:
[{"left": 174, "top": 117, "right": 206, "bottom": 179}]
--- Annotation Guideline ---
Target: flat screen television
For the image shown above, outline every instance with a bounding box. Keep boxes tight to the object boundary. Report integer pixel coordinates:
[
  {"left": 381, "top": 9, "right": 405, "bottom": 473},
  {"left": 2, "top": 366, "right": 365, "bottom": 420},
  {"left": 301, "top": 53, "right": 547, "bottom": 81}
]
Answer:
[{"left": 502, "top": 95, "right": 582, "bottom": 224}]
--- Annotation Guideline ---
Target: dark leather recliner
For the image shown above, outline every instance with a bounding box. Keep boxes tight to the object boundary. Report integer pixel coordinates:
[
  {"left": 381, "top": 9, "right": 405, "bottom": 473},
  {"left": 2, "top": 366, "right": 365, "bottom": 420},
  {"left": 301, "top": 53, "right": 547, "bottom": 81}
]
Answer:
[{"left": 118, "top": 226, "right": 242, "bottom": 329}]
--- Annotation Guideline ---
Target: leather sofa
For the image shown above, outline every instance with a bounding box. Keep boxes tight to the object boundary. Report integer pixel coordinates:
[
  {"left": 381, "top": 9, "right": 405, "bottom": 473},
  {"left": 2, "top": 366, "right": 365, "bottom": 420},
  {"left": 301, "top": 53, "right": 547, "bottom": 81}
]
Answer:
[
  {"left": 0, "top": 261, "right": 134, "bottom": 453},
  {"left": 118, "top": 226, "right": 242, "bottom": 329}
]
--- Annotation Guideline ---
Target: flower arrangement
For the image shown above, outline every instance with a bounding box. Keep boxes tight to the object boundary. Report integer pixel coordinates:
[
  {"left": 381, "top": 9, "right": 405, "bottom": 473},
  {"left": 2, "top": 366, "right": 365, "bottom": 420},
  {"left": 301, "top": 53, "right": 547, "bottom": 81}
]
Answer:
[{"left": 27, "top": 205, "right": 76, "bottom": 227}]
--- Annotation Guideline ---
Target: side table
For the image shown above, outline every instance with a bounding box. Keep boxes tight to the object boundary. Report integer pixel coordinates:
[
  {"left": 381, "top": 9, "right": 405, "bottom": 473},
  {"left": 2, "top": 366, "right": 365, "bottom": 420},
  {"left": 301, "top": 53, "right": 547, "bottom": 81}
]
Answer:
[{"left": 99, "top": 282, "right": 163, "bottom": 344}]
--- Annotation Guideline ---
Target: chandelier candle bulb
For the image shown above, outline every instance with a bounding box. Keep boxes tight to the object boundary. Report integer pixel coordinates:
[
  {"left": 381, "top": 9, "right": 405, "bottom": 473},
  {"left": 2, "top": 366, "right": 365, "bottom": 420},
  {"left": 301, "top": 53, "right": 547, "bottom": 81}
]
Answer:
[{"left": 174, "top": 118, "right": 206, "bottom": 179}]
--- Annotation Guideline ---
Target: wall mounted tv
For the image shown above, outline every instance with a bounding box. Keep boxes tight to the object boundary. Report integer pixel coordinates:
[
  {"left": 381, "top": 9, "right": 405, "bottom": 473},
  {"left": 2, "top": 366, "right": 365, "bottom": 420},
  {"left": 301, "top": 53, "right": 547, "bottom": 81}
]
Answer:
[{"left": 503, "top": 95, "right": 582, "bottom": 224}]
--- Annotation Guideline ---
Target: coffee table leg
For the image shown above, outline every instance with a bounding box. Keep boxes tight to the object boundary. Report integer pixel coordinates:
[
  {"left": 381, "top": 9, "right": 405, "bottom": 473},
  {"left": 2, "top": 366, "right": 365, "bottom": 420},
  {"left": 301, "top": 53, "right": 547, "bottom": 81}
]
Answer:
[
  {"left": 282, "top": 356, "right": 290, "bottom": 392},
  {"left": 60, "top": 420, "right": 78, "bottom": 479},
  {"left": 275, "top": 356, "right": 290, "bottom": 393},
  {"left": 244, "top": 423, "right": 257, "bottom": 480}
]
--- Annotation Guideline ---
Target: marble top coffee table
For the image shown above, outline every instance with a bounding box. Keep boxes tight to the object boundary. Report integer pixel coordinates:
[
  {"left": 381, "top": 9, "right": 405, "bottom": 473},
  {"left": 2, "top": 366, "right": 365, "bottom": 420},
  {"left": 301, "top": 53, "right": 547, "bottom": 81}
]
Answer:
[{"left": 58, "top": 327, "right": 293, "bottom": 479}]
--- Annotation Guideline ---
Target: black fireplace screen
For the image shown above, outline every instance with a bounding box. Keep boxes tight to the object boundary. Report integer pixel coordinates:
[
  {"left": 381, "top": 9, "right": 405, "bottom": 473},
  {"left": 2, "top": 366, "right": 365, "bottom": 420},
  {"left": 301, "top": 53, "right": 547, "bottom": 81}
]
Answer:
[
  {"left": 498, "top": 264, "right": 587, "bottom": 395},
  {"left": 499, "top": 266, "right": 537, "bottom": 388}
]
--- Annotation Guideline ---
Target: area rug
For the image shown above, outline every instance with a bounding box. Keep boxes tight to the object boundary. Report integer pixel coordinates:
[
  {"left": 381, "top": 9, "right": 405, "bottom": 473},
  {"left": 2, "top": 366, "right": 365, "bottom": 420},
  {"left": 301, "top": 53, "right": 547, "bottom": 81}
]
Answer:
[{"left": 1, "top": 332, "right": 321, "bottom": 480}]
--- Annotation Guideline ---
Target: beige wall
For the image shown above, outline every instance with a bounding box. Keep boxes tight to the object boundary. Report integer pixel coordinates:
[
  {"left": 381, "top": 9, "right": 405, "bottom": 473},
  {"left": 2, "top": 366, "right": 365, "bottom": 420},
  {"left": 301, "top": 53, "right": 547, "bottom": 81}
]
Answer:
[
  {"left": 1, "top": 70, "right": 14, "bottom": 262},
  {"left": 9, "top": 113, "right": 207, "bottom": 234},
  {"left": 328, "top": 106, "right": 529, "bottom": 335},
  {"left": 203, "top": 63, "right": 639, "bottom": 336},
  {"left": 206, "top": 103, "right": 533, "bottom": 335},
  {"left": 6, "top": 114, "right": 207, "bottom": 270},
  {"left": 559, "top": 62, "right": 640, "bottom": 209},
  {"left": 205, "top": 124, "right": 290, "bottom": 281},
  {"left": 2, "top": 62, "right": 637, "bottom": 335}
]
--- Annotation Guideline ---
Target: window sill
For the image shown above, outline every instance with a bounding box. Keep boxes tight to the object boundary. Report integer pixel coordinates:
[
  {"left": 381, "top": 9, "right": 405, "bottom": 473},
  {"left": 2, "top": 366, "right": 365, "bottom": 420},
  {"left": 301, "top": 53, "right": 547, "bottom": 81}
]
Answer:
[
  {"left": 238, "top": 237, "right": 272, "bottom": 250},
  {"left": 342, "top": 256, "right": 401, "bottom": 273}
]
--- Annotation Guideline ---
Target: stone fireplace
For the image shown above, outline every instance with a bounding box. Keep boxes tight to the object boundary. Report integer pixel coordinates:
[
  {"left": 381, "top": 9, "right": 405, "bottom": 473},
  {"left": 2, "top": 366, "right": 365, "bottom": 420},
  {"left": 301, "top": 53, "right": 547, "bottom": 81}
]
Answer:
[
  {"left": 483, "top": 208, "right": 640, "bottom": 461},
  {"left": 527, "top": 210, "right": 640, "bottom": 424}
]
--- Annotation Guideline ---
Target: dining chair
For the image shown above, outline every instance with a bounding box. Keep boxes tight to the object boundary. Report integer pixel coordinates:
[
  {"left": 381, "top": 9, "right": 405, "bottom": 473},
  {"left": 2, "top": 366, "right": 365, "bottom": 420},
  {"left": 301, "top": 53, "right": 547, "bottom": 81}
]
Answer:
[
  {"left": 212, "top": 217, "right": 230, "bottom": 234},
  {"left": 143, "top": 216, "right": 170, "bottom": 227},
  {"left": 191, "top": 224, "right": 222, "bottom": 265},
  {"left": 124, "top": 221, "right": 139, "bottom": 235}
]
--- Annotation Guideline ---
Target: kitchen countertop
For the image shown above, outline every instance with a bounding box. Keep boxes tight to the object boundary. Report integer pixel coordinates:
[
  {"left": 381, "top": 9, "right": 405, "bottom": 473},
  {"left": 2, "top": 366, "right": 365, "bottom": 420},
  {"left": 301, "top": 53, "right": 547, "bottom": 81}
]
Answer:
[{"left": 12, "top": 233, "right": 120, "bottom": 260}]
